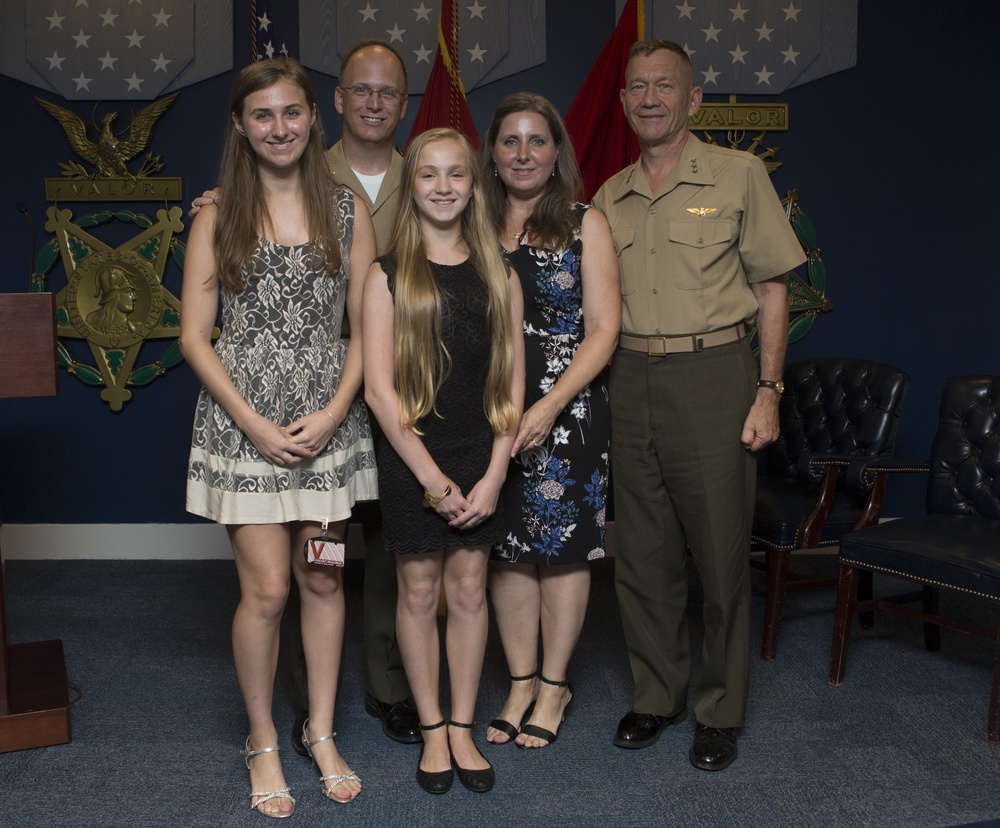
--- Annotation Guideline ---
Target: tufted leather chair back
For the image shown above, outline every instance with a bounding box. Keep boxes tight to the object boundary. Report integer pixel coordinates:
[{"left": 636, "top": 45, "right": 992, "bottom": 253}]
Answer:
[
  {"left": 767, "top": 357, "right": 911, "bottom": 480},
  {"left": 927, "top": 376, "right": 1000, "bottom": 518}
]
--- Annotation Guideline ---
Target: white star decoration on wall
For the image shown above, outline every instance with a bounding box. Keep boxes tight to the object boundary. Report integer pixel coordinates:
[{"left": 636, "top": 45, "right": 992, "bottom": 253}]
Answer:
[
  {"left": 23, "top": 0, "right": 199, "bottom": 100},
  {"left": 302, "top": 0, "right": 544, "bottom": 92},
  {"left": 646, "top": 0, "right": 825, "bottom": 94}
]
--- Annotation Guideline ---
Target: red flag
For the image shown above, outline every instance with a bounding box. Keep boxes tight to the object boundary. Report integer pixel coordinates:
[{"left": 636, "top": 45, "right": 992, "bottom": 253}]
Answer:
[
  {"left": 564, "top": 0, "right": 643, "bottom": 200},
  {"left": 407, "top": 0, "right": 479, "bottom": 148}
]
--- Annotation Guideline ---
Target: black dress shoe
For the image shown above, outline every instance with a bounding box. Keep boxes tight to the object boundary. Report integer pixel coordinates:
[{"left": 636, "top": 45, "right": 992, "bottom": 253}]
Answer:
[
  {"left": 291, "top": 709, "right": 310, "bottom": 757},
  {"left": 365, "top": 693, "right": 422, "bottom": 744},
  {"left": 689, "top": 722, "right": 739, "bottom": 771},
  {"left": 613, "top": 709, "right": 687, "bottom": 749}
]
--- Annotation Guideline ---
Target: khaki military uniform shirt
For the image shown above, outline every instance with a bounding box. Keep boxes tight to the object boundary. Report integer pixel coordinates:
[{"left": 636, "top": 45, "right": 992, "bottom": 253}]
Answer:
[
  {"left": 592, "top": 133, "right": 805, "bottom": 337},
  {"left": 325, "top": 141, "right": 404, "bottom": 256}
]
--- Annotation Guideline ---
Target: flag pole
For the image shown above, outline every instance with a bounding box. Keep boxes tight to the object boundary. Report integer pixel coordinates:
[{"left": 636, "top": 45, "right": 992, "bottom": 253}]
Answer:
[{"left": 251, "top": 0, "right": 257, "bottom": 62}]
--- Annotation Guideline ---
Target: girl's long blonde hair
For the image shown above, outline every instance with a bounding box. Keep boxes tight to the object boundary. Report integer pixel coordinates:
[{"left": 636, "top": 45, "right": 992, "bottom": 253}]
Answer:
[
  {"left": 389, "top": 128, "right": 517, "bottom": 435},
  {"left": 214, "top": 58, "right": 341, "bottom": 292}
]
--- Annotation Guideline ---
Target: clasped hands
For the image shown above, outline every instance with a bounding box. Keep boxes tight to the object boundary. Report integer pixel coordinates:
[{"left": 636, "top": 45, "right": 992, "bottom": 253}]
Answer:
[
  {"left": 246, "top": 409, "right": 339, "bottom": 466},
  {"left": 429, "top": 478, "right": 500, "bottom": 531}
]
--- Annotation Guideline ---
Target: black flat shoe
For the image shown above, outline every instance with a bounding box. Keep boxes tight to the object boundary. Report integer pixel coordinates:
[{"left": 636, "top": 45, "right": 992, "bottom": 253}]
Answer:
[
  {"left": 448, "top": 721, "right": 494, "bottom": 793},
  {"left": 291, "top": 709, "right": 310, "bottom": 757},
  {"left": 487, "top": 671, "right": 537, "bottom": 745},
  {"left": 613, "top": 709, "right": 687, "bottom": 749},
  {"left": 689, "top": 722, "right": 739, "bottom": 771},
  {"left": 416, "top": 721, "right": 453, "bottom": 794},
  {"left": 365, "top": 693, "right": 422, "bottom": 744}
]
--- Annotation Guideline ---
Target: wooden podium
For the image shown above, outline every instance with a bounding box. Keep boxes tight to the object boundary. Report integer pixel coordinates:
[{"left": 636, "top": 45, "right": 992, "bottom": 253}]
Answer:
[{"left": 0, "top": 292, "right": 71, "bottom": 752}]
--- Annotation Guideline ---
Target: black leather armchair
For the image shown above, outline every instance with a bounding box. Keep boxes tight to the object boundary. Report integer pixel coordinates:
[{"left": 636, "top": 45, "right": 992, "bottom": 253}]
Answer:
[
  {"left": 751, "top": 357, "right": 910, "bottom": 659},
  {"left": 829, "top": 376, "right": 1000, "bottom": 742}
]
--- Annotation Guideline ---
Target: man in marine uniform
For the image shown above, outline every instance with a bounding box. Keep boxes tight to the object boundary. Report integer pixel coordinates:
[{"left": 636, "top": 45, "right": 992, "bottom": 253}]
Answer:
[{"left": 593, "top": 39, "right": 805, "bottom": 771}]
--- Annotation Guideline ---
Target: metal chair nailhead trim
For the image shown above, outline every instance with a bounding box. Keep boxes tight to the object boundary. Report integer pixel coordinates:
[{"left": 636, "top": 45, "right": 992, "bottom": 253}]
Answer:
[{"left": 841, "top": 558, "right": 1000, "bottom": 603}]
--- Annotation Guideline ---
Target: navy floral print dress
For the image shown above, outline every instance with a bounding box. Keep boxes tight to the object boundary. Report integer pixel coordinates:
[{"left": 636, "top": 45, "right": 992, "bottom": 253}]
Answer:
[{"left": 494, "top": 204, "right": 611, "bottom": 566}]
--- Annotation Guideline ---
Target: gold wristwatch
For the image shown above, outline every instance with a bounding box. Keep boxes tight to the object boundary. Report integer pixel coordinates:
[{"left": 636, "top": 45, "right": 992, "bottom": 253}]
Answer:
[{"left": 757, "top": 379, "right": 785, "bottom": 394}]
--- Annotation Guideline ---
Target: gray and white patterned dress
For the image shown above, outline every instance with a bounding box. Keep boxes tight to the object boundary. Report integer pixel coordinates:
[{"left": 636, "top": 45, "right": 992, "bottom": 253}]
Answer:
[{"left": 186, "top": 187, "right": 377, "bottom": 525}]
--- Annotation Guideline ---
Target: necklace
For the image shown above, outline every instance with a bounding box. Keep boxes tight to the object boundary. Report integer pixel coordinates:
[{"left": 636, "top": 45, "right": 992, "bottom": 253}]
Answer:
[{"left": 506, "top": 204, "right": 531, "bottom": 243}]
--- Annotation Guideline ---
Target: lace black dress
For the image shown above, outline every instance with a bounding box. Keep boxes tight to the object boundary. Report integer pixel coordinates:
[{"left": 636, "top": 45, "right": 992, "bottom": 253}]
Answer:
[{"left": 375, "top": 253, "right": 505, "bottom": 555}]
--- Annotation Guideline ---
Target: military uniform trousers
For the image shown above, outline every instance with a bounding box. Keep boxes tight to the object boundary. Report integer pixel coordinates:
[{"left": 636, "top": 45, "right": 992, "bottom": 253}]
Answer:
[
  {"left": 609, "top": 337, "right": 758, "bottom": 728},
  {"left": 360, "top": 499, "right": 410, "bottom": 703}
]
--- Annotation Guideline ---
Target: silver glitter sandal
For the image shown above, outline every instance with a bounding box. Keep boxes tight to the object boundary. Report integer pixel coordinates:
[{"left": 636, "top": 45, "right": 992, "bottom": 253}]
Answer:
[
  {"left": 241, "top": 737, "right": 295, "bottom": 819},
  {"left": 301, "top": 718, "right": 362, "bottom": 804}
]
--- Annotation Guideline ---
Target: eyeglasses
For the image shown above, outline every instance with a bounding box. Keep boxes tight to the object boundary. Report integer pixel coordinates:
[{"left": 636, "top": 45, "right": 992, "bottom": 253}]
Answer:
[{"left": 339, "top": 84, "right": 406, "bottom": 103}]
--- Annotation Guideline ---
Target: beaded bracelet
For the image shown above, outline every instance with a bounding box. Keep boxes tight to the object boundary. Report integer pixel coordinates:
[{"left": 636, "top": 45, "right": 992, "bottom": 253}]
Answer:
[{"left": 422, "top": 480, "right": 452, "bottom": 509}]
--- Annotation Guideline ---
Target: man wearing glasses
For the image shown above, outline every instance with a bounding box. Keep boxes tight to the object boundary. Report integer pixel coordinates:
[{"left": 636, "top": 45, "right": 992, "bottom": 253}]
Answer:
[
  {"left": 328, "top": 40, "right": 408, "bottom": 252},
  {"left": 318, "top": 39, "right": 420, "bottom": 749}
]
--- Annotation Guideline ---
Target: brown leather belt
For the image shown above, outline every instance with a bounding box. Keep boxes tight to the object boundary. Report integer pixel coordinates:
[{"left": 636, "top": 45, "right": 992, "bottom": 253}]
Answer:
[{"left": 618, "top": 323, "right": 748, "bottom": 356}]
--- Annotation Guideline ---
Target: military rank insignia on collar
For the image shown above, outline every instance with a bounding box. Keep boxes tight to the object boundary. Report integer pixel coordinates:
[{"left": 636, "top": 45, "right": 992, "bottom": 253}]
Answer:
[
  {"left": 689, "top": 159, "right": 699, "bottom": 174},
  {"left": 686, "top": 207, "right": 717, "bottom": 217}
]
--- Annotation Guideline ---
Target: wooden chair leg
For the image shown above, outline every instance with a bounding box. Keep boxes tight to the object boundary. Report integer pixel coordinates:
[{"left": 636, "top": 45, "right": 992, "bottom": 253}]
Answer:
[
  {"left": 858, "top": 570, "right": 875, "bottom": 630},
  {"left": 761, "top": 548, "right": 791, "bottom": 660},
  {"left": 988, "top": 619, "right": 1000, "bottom": 744},
  {"left": 923, "top": 586, "right": 941, "bottom": 652},
  {"left": 828, "top": 564, "right": 859, "bottom": 686}
]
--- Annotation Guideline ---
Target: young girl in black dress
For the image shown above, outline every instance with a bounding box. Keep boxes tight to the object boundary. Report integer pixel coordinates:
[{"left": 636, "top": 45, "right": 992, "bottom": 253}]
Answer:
[{"left": 362, "top": 128, "right": 524, "bottom": 794}]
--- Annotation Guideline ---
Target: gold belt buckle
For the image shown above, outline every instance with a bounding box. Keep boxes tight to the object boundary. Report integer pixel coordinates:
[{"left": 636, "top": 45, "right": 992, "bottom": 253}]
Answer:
[
  {"left": 645, "top": 335, "right": 702, "bottom": 355},
  {"left": 647, "top": 337, "right": 667, "bottom": 356}
]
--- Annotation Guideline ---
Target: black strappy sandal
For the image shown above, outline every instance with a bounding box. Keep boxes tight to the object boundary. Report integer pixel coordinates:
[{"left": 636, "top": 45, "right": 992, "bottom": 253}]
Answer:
[
  {"left": 516, "top": 675, "right": 574, "bottom": 748},
  {"left": 486, "top": 671, "right": 538, "bottom": 744}
]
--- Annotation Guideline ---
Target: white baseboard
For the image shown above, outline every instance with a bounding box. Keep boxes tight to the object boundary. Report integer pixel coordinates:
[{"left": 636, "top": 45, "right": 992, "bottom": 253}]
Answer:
[
  {"left": 1, "top": 522, "right": 620, "bottom": 561},
  {"left": 0, "top": 523, "right": 367, "bottom": 560}
]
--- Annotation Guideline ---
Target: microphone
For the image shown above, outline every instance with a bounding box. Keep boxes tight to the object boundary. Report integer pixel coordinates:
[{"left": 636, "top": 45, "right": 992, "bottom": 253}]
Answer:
[{"left": 16, "top": 203, "right": 37, "bottom": 290}]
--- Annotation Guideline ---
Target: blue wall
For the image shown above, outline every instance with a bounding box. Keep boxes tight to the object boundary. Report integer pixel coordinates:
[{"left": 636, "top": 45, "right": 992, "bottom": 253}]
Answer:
[{"left": 1, "top": 1, "right": 996, "bottom": 523}]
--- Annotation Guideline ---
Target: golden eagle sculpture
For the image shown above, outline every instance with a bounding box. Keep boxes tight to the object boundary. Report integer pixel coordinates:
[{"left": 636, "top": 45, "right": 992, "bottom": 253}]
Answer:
[{"left": 37, "top": 93, "right": 178, "bottom": 180}]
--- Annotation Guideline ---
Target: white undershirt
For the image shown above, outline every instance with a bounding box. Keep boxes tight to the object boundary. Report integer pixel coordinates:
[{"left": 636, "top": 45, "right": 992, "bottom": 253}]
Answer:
[{"left": 353, "top": 170, "right": 385, "bottom": 204}]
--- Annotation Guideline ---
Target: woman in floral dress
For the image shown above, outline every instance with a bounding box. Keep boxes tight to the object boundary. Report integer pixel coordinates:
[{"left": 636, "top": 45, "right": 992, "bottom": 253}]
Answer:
[{"left": 481, "top": 93, "right": 621, "bottom": 748}]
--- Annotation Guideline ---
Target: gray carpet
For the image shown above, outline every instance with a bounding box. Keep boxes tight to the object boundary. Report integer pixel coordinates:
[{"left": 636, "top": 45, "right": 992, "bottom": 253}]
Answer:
[{"left": 2, "top": 555, "right": 999, "bottom": 827}]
